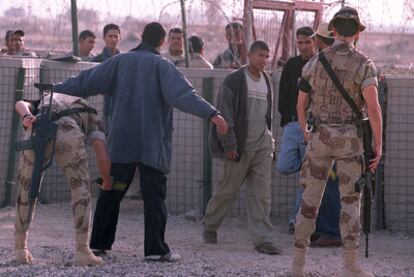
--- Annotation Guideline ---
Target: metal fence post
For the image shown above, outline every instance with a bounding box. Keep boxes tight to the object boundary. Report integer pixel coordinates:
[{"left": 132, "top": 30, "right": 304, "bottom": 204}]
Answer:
[
  {"left": 375, "top": 77, "right": 388, "bottom": 230},
  {"left": 202, "top": 77, "right": 213, "bottom": 214},
  {"left": 3, "top": 67, "right": 26, "bottom": 207},
  {"left": 71, "top": 0, "right": 79, "bottom": 57}
]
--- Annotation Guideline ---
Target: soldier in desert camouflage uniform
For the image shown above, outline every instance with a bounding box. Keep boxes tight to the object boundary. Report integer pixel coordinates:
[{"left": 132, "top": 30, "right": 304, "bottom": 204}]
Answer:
[
  {"left": 290, "top": 6, "right": 383, "bottom": 277},
  {"left": 14, "top": 93, "right": 112, "bottom": 266}
]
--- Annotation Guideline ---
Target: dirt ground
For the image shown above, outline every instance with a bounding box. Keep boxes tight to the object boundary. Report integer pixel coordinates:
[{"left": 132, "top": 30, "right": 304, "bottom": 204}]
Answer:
[{"left": 0, "top": 199, "right": 412, "bottom": 277}]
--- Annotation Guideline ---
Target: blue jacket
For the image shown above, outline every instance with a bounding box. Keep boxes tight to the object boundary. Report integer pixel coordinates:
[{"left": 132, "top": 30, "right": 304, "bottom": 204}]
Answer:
[{"left": 55, "top": 43, "right": 218, "bottom": 173}]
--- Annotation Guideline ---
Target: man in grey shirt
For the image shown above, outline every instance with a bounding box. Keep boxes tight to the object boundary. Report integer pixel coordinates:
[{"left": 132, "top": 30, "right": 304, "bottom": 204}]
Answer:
[{"left": 205, "top": 41, "right": 280, "bottom": 255}]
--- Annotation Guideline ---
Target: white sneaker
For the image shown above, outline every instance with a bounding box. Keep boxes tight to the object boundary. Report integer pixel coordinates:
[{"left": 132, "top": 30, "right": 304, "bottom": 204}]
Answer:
[{"left": 145, "top": 252, "right": 181, "bottom": 262}]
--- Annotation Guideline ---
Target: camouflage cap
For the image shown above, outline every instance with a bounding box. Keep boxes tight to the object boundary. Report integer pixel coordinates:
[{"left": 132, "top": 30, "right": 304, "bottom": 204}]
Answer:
[
  {"left": 328, "top": 6, "right": 366, "bottom": 32},
  {"left": 311, "top": 23, "right": 333, "bottom": 39}
]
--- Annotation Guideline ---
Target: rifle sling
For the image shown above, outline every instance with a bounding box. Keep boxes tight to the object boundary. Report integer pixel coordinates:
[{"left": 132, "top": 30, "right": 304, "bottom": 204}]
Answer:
[
  {"left": 50, "top": 107, "right": 97, "bottom": 122},
  {"left": 318, "top": 52, "right": 363, "bottom": 120}
]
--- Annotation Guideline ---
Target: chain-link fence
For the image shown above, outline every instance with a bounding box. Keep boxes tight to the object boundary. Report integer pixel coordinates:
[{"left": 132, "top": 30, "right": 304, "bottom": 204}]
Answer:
[
  {"left": 382, "top": 76, "right": 414, "bottom": 234},
  {"left": 0, "top": 57, "right": 41, "bottom": 206}
]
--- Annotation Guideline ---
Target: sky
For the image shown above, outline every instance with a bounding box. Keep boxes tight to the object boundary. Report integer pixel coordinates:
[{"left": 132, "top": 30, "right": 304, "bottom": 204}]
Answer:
[{"left": 0, "top": 0, "right": 412, "bottom": 32}]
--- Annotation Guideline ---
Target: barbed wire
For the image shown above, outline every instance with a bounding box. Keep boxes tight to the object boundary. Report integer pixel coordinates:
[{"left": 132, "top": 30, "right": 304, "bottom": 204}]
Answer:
[{"left": 1, "top": 0, "right": 412, "bottom": 65}]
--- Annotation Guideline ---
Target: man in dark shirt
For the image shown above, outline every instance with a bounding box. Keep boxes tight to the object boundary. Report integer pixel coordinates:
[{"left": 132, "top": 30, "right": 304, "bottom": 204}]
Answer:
[
  {"left": 92, "top": 23, "right": 121, "bottom": 130},
  {"left": 277, "top": 27, "right": 315, "bottom": 232},
  {"left": 92, "top": 23, "right": 121, "bottom": 63}
]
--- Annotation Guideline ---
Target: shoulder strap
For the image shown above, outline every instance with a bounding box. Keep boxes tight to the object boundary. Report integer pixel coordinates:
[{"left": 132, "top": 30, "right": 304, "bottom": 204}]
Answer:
[
  {"left": 51, "top": 107, "right": 97, "bottom": 121},
  {"left": 318, "top": 52, "right": 363, "bottom": 119}
]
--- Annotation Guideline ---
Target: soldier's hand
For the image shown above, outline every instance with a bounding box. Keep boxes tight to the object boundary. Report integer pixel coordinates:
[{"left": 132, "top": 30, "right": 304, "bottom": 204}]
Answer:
[
  {"left": 211, "top": 114, "right": 228, "bottom": 135},
  {"left": 22, "top": 113, "right": 36, "bottom": 129},
  {"left": 225, "top": 150, "right": 238, "bottom": 161},
  {"left": 368, "top": 144, "right": 382, "bottom": 172},
  {"left": 101, "top": 179, "right": 112, "bottom": 191}
]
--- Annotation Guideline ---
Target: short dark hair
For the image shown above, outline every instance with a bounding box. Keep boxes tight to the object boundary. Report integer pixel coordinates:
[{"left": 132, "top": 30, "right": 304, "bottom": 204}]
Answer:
[
  {"left": 142, "top": 22, "right": 167, "bottom": 48},
  {"left": 225, "top": 22, "right": 243, "bottom": 33},
  {"left": 79, "top": 30, "right": 96, "bottom": 41},
  {"left": 188, "top": 36, "right": 204, "bottom": 53},
  {"left": 333, "top": 18, "right": 359, "bottom": 36},
  {"left": 296, "top": 26, "right": 314, "bottom": 38},
  {"left": 169, "top": 27, "right": 183, "bottom": 36},
  {"left": 316, "top": 35, "right": 334, "bottom": 46},
  {"left": 249, "top": 40, "right": 270, "bottom": 53},
  {"left": 5, "top": 29, "right": 24, "bottom": 41},
  {"left": 103, "top": 23, "right": 120, "bottom": 37}
]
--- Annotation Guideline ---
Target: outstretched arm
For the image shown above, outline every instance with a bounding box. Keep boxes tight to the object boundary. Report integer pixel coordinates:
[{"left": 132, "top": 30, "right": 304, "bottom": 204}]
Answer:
[{"left": 54, "top": 58, "right": 118, "bottom": 97}]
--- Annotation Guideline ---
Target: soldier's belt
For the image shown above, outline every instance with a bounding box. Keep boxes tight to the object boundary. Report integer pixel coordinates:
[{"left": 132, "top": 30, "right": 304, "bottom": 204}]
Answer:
[{"left": 316, "top": 119, "right": 356, "bottom": 125}]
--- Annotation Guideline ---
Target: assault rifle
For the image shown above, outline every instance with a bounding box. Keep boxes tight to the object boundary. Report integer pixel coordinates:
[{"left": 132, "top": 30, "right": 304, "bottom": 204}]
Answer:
[
  {"left": 354, "top": 119, "right": 374, "bottom": 258},
  {"left": 15, "top": 83, "right": 58, "bottom": 223}
]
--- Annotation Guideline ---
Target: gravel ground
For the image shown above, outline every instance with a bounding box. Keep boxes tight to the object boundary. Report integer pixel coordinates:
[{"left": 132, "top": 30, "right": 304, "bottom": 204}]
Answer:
[{"left": 0, "top": 199, "right": 413, "bottom": 277}]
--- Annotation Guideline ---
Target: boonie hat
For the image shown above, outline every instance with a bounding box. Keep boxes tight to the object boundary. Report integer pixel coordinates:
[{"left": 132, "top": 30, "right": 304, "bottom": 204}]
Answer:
[{"left": 328, "top": 6, "right": 365, "bottom": 32}]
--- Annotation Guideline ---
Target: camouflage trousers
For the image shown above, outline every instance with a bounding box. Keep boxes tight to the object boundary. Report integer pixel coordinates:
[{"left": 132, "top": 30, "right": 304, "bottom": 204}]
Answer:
[
  {"left": 295, "top": 125, "right": 363, "bottom": 250},
  {"left": 15, "top": 115, "right": 92, "bottom": 239}
]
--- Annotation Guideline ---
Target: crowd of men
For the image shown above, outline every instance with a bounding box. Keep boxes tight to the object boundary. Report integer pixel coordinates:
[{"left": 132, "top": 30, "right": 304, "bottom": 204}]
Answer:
[
  {"left": 4, "top": 6, "right": 383, "bottom": 277},
  {"left": 0, "top": 21, "right": 248, "bottom": 70}
]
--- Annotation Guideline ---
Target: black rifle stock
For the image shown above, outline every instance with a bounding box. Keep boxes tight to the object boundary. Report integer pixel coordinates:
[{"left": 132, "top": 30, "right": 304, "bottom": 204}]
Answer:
[{"left": 15, "top": 83, "right": 58, "bottom": 222}]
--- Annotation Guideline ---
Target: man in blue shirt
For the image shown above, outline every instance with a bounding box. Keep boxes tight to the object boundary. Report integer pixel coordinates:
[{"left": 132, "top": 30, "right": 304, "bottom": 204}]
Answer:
[{"left": 54, "top": 22, "right": 228, "bottom": 262}]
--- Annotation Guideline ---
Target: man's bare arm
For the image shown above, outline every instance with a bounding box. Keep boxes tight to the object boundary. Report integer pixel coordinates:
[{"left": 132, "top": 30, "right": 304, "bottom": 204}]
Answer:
[
  {"left": 362, "top": 85, "right": 383, "bottom": 172},
  {"left": 296, "top": 90, "right": 310, "bottom": 142},
  {"left": 91, "top": 139, "right": 112, "bottom": 190}
]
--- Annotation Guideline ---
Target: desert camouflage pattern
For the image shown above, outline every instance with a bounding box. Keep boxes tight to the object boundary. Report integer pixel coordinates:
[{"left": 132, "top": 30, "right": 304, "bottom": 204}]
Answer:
[
  {"left": 15, "top": 101, "right": 104, "bottom": 242},
  {"left": 295, "top": 124, "right": 363, "bottom": 250},
  {"left": 302, "top": 40, "right": 378, "bottom": 124},
  {"left": 295, "top": 40, "right": 378, "bottom": 251}
]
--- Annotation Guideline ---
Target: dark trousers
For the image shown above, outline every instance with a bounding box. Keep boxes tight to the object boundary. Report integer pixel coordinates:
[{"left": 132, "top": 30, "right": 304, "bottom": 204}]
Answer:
[{"left": 90, "top": 162, "right": 170, "bottom": 256}]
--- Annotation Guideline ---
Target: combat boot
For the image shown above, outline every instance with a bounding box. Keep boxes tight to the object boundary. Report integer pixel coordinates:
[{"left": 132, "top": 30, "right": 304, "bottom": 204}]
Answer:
[
  {"left": 15, "top": 232, "right": 33, "bottom": 264},
  {"left": 290, "top": 246, "right": 307, "bottom": 277},
  {"left": 73, "top": 233, "right": 103, "bottom": 266},
  {"left": 338, "top": 249, "right": 374, "bottom": 277}
]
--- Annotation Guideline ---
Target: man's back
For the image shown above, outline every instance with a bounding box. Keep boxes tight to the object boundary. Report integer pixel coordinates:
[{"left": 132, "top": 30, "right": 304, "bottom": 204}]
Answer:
[
  {"left": 302, "top": 41, "right": 376, "bottom": 124},
  {"left": 55, "top": 44, "right": 216, "bottom": 172}
]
